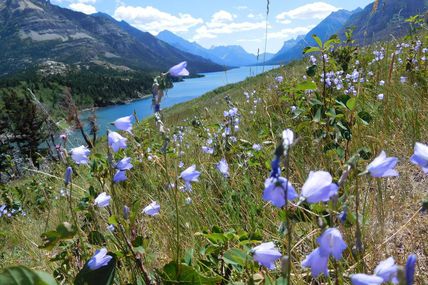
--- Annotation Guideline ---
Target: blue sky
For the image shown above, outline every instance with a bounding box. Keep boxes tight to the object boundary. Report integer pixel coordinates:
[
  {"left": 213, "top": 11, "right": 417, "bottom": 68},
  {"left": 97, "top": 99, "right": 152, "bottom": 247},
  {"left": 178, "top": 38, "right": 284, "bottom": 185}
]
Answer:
[{"left": 52, "top": 0, "right": 373, "bottom": 54}]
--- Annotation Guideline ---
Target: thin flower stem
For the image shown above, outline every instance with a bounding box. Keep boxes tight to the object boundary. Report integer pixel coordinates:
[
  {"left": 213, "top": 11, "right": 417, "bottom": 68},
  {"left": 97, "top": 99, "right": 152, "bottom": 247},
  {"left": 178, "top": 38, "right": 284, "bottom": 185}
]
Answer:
[
  {"left": 282, "top": 149, "right": 292, "bottom": 283},
  {"left": 68, "top": 181, "right": 87, "bottom": 258}
]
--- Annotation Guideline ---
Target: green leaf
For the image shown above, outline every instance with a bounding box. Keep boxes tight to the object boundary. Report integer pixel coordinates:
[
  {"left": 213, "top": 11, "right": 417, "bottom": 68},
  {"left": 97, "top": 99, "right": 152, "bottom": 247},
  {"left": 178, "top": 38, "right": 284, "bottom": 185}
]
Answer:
[
  {"left": 0, "top": 266, "right": 57, "bottom": 285},
  {"left": 346, "top": 97, "right": 356, "bottom": 111},
  {"left": 39, "top": 231, "right": 61, "bottom": 249},
  {"left": 107, "top": 215, "right": 118, "bottom": 227},
  {"left": 295, "top": 81, "right": 317, "bottom": 91},
  {"left": 160, "top": 262, "right": 221, "bottom": 285},
  {"left": 358, "top": 111, "right": 373, "bottom": 125},
  {"left": 306, "top": 65, "right": 317, "bottom": 77},
  {"left": 312, "top": 34, "right": 323, "bottom": 48},
  {"left": 56, "top": 222, "right": 77, "bottom": 239},
  {"left": 223, "top": 248, "right": 248, "bottom": 266},
  {"left": 74, "top": 253, "right": 116, "bottom": 285},
  {"left": 313, "top": 108, "right": 322, "bottom": 123},
  {"left": 303, "top": 46, "right": 320, "bottom": 54}
]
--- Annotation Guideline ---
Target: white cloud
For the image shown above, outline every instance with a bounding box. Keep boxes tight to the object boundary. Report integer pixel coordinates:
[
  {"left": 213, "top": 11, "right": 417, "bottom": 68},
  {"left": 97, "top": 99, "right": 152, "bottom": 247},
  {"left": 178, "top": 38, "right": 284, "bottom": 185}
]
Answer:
[
  {"left": 113, "top": 6, "right": 203, "bottom": 34},
  {"left": 268, "top": 26, "right": 315, "bottom": 40},
  {"left": 276, "top": 2, "right": 339, "bottom": 23},
  {"left": 69, "top": 2, "right": 97, "bottom": 14},
  {"left": 77, "top": 0, "right": 96, "bottom": 3},
  {"left": 193, "top": 10, "right": 266, "bottom": 40}
]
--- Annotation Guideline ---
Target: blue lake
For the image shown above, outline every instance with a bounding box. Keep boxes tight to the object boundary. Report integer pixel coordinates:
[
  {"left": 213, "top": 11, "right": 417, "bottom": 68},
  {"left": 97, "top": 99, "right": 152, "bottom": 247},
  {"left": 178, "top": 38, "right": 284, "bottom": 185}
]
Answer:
[{"left": 69, "top": 65, "right": 277, "bottom": 146}]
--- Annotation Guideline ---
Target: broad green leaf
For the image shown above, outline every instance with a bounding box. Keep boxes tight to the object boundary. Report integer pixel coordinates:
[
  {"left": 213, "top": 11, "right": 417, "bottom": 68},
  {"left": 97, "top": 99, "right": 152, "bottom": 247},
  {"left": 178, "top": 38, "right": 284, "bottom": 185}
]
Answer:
[
  {"left": 0, "top": 266, "right": 57, "bottom": 285},
  {"left": 296, "top": 81, "right": 317, "bottom": 91},
  {"left": 358, "top": 111, "right": 373, "bottom": 125},
  {"left": 313, "top": 108, "right": 322, "bottom": 123},
  {"left": 56, "top": 222, "right": 77, "bottom": 239},
  {"left": 303, "top": 46, "right": 320, "bottom": 54},
  {"left": 107, "top": 215, "right": 118, "bottom": 227},
  {"left": 39, "top": 231, "right": 61, "bottom": 249},
  {"left": 223, "top": 248, "right": 248, "bottom": 266},
  {"left": 346, "top": 97, "right": 357, "bottom": 111},
  {"left": 312, "top": 34, "right": 323, "bottom": 48}
]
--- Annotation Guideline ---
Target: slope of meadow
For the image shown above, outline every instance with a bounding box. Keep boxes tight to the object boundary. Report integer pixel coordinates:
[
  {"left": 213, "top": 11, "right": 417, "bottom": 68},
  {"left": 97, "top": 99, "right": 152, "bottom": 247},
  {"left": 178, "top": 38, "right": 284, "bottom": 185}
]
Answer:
[{"left": 0, "top": 28, "right": 427, "bottom": 284}]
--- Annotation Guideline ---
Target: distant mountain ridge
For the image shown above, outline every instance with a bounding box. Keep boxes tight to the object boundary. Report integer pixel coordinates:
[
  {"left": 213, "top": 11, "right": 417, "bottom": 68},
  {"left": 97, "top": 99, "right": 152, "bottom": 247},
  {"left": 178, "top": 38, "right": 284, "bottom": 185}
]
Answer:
[
  {"left": 268, "top": 9, "right": 355, "bottom": 64},
  {"left": 268, "top": 0, "right": 427, "bottom": 65},
  {"left": 0, "top": 0, "right": 224, "bottom": 76},
  {"left": 157, "top": 30, "right": 274, "bottom": 66}
]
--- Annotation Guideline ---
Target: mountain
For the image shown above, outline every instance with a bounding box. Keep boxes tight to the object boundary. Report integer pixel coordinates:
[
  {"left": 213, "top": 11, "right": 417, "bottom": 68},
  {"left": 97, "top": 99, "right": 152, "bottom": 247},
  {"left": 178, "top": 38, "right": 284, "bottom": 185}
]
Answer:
[
  {"left": 0, "top": 0, "right": 223, "bottom": 76},
  {"left": 157, "top": 30, "right": 226, "bottom": 66},
  {"left": 342, "top": 0, "right": 428, "bottom": 43},
  {"left": 158, "top": 30, "right": 271, "bottom": 66},
  {"left": 268, "top": 9, "right": 354, "bottom": 64}
]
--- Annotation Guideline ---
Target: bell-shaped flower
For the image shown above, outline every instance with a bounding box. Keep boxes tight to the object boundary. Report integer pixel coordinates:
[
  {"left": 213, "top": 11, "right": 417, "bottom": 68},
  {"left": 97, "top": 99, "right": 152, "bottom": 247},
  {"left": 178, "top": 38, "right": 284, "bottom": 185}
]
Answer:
[
  {"left": 350, "top": 274, "right": 383, "bottom": 285},
  {"left": 180, "top": 165, "right": 200, "bottom": 191},
  {"left": 87, "top": 248, "right": 113, "bottom": 270},
  {"left": 168, "top": 61, "right": 189, "bottom": 77},
  {"left": 142, "top": 201, "right": 160, "bottom": 216},
  {"left": 94, "top": 192, "right": 111, "bottom": 208},
  {"left": 251, "top": 242, "right": 282, "bottom": 270},
  {"left": 373, "top": 257, "right": 398, "bottom": 283},
  {"left": 108, "top": 131, "right": 128, "bottom": 153},
  {"left": 405, "top": 254, "right": 417, "bottom": 285},
  {"left": 112, "top": 115, "right": 133, "bottom": 133},
  {"left": 70, "top": 145, "right": 90, "bottom": 165},
  {"left": 64, "top": 166, "right": 73, "bottom": 185},
  {"left": 275, "top": 76, "right": 284, "bottom": 83},
  {"left": 366, "top": 151, "right": 398, "bottom": 177},
  {"left": 410, "top": 142, "right": 428, "bottom": 173},
  {"left": 202, "top": 146, "right": 214, "bottom": 154},
  {"left": 263, "top": 177, "right": 298, "bottom": 208},
  {"left": 216, "top": 158, "right": 229, "bottom": 178},
  {"left": 113, "top": 170, "right": 127, "bottom": 183},
  {"left": 317, "top": 228, "right": 347, "bottom": 260},
  {"left": 116, "top": 157, "right": 133, "bottom": 171},
  {"left": 301, "top": 248, "right": 329, "bottom": 277},
  {"left": 301, "top": 171, "right": 338, "bottom": 203}
]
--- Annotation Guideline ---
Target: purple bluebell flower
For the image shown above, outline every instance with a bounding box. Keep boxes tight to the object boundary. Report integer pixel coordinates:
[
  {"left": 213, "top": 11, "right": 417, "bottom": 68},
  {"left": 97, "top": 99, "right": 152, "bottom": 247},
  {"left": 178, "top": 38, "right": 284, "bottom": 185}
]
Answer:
[
  {"left": 64, "top": 166, "right": 73, "bottom": 186},
  {"left": 216, "top": 158, "right": 229, "bottom": 178},
  {"left": 87, "top": 248, "right": 112, "bottom": 270},
  {"left": 168, "top": 61, "right": 189, "bottom": 77},
  {"left": 70, "top": 145, "right": 90, "bottom": 165},
  {"left": 180, "top": 165, "right": 201, "bottom": 191},
  {"left": 338, "top": 207, "right": 347, "bottom": 224},
  {"left": 123, "top": 205, "right": 130, "bottom": 219},
  {"left": 301, "top": 248, "right": 329, "bottom": 277},
  {"left": 252, "top": 144, "right": 262, "bottom": 151},
  {"left": 94, "top": 192, "right": 111, "bottom": 208},
  {"left": 112, "top": 115, "right": 133, "bottom": 133},
  {"left": 405, "top": 254, "right": 417, "bottom": 285},
  {"left": 116, "top": 157, "right": 133, "bottom": 171},
  {"left": 377, "top": 94, "right": 384, "bottom": 100},
  {"left": 410, "top": 142, "right": 428, "bottom": 173},
  {"left": 350, "top": 274, "right": 383, "bottom": 285},
  {"left": 373, "top": 257, "right": 398, "bottom": 283},
  {"left": 202, "top": 146, "right": 214, "bottom": 154},
  {"left": 142, "top": 201, "right": 160, "bottom": 216},
  {"left": 366, "top": 151, "right": 399, "bottom": 177},
  {"left": 263, "top": 177, "right": 298, "bottom": 208},
  {"left": 107, "top": 224, "right": 115, "bottom": 232},
  {"left": 301, "top": 171, "right": 338, "bottom": 203},
  {"left": 400, "top": 76, "right": 407, "bottom": 84},
  {"left": 275, "top": 76, "right": 284, "bottom": 83},
  {"left": 309, "top": 55, "right": 317, "bottom": 65},
  {"left": 317, "top": 228, "right": 347, "bottom": 260},
  {"left": 108, "top": 131, "right": 128, "bottom": 153},
  {"left": 270, "top": 156, "right": 281, "bottom": 178},
  {"left": 251, "top": 242, "right": 282, "bottom": 270},
  {"left": 113, "top": 170, "right": 127, "bottom": 183}
]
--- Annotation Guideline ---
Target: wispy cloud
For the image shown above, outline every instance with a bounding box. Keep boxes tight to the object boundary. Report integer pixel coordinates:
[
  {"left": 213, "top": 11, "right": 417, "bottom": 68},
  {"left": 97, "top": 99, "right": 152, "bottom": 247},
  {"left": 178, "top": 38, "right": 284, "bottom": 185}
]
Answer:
[
  {"left": 276, "top": 2, "right": 339, "bottom": 23},
  {"left": 69, "top": 1, "right": 97, "bottom": 14},
  {"left": 113, "top": 5, "right": 203, "bottom": 34},
  {"left": 193, "top": 10, "right": 266, "bottom": 40}
]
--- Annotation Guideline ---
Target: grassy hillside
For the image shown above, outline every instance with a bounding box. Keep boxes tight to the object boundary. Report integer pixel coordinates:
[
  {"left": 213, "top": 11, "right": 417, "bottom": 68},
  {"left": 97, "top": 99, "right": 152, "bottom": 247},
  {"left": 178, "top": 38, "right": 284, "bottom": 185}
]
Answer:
[{"left": 0, "top": 29, "right": 427, "bottom": 285}]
